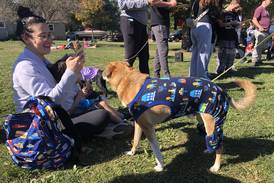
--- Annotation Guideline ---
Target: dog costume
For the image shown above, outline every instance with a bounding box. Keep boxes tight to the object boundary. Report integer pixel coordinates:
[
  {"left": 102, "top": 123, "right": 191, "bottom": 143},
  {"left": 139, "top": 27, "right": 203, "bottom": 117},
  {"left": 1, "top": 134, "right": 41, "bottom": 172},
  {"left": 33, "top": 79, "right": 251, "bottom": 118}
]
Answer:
[{"left": 128, "top": 77, "right": 229, "bottom": 152}]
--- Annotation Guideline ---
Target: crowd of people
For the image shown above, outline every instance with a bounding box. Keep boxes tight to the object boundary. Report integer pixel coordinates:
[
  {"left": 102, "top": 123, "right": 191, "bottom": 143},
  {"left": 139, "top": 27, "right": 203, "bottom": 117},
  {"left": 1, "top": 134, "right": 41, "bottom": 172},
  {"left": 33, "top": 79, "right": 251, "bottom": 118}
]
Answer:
[
  {"left": 10, "top": 0, "right": 272, "bottom": 167},
  {"left": 118, "top": 0, "right": 272, "bottom": 79}
]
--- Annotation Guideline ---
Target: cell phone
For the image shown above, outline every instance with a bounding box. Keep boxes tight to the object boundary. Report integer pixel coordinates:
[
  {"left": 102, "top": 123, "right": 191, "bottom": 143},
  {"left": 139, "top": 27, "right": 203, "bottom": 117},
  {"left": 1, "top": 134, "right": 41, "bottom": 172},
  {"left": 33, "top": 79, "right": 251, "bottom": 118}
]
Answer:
[{"left": 72, "top": 41, "right": 84, "bottom": 56}]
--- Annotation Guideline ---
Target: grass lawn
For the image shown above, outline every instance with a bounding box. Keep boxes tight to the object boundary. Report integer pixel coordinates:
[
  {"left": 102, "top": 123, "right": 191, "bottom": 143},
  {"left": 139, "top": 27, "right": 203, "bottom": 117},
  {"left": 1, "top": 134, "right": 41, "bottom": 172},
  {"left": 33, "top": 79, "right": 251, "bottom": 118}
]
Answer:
[{"left": 0, "top": 40, "right": 274, "bottom": 183}]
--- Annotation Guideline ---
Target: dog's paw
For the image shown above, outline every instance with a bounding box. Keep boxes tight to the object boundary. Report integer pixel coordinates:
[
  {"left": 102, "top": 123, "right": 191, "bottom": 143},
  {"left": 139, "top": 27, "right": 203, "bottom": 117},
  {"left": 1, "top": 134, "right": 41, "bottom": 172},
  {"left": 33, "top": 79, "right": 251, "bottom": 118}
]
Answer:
[
  {"left": 209, "top": 164, "right": 220, "bottom": 173},
  {"left": 154, "top": 165, "right": 164, "bottom": 172},
  {"left": 125, "top": 150, "right": 135, "bottom": 156}
]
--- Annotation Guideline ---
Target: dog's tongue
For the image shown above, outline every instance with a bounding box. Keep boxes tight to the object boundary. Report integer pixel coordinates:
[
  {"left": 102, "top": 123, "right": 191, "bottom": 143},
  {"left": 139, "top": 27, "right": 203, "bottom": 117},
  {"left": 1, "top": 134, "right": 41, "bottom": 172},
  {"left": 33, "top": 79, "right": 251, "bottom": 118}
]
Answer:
[{"left": 80, "top": 66, "right": 99, "bottom": 80}]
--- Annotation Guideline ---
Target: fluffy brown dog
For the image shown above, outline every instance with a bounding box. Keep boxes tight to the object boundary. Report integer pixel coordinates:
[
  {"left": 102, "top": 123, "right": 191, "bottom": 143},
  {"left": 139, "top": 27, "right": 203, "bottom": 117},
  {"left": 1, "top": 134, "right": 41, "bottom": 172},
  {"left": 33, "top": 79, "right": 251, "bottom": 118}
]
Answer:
[{"left": 103, "top": 61, "right": 256, "bottom": 172}]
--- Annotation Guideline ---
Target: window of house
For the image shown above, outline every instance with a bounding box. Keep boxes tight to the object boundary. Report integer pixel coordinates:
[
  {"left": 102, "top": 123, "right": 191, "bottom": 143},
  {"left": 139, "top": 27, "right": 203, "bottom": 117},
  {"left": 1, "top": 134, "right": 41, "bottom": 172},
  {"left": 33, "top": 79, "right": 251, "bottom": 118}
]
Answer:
[
  {"left": 0, "top": 21, "right": 5, "bottom": 28},
  {"left": 48, "top": 24, "right": 54, "bottom": 31}
]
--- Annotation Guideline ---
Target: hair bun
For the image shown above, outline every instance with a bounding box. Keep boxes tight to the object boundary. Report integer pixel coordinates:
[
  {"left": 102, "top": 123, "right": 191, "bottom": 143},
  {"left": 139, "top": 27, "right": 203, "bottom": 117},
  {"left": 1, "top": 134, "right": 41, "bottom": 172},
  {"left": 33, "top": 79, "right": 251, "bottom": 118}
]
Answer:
[{"left": 17, "top": 6, "right": 34, "bottom": 19}]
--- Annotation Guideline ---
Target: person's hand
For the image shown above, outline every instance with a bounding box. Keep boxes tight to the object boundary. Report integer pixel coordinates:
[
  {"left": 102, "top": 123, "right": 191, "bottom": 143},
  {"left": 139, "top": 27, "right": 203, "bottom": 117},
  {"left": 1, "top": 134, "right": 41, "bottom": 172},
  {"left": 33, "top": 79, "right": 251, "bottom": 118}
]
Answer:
[
  {"left": 65, "top": 53, "right": 85, "bottom": 74},
  {"left": 231, "top": 21, "right": 240, "bottom": 26},
  {"left": 148, "top": 0, "right": 160, "bottom": 5},
  {"left": 168, "top": 0, "right": 177, "bottom": 7},
  {"left": 258, "top": 26, "right": 264, "bottom": 32}
]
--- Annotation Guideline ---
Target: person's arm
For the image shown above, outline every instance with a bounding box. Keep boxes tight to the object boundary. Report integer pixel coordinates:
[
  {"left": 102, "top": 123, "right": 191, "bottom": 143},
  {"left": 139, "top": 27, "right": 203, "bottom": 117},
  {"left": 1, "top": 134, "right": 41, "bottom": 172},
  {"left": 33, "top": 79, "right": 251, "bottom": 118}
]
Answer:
[
  {"left": 118, "top": 0, "right": 149, "bottom": 10},
  {"left": 150, "top": 0, "right": 177, "bottom": 8},
  {"left": 14, "top": 60, "right": 78, "bottom": 103},
  {"left": 252, "top": 18, "right": 265, "bottom": 32}
]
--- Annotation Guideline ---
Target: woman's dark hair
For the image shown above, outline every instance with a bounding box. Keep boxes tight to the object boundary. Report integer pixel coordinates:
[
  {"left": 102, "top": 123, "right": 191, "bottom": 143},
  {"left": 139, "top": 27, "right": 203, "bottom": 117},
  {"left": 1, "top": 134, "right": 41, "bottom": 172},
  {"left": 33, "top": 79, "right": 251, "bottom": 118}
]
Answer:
[
  {"left": 199, "top": 0, "right": 219, "bottom": 8},
  {"left": 16, "top": 6, "right": 46, "bottom": 41}
]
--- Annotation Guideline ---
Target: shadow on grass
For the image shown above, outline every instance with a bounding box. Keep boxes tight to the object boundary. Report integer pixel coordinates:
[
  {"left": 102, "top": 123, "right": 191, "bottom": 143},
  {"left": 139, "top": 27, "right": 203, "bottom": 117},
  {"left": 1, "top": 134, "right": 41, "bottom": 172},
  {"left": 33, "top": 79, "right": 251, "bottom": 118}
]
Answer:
[
  {"left": 216, "top": 80, "right": 265, "bottom": 92},
  {"left": 169, "top": 48, "right": 182, "bottom": 52},
  {"left": 0, "top": 128, "right": 5, "bottom": 144},
  {"left": 108, "top": 124, "right": 274, "bottom": 183},
  {"left": 211, "top": 63, "right": 274, "bottom": 81},
  {"left": 65, "top": 135, "right": 133, "bottom": 169}
]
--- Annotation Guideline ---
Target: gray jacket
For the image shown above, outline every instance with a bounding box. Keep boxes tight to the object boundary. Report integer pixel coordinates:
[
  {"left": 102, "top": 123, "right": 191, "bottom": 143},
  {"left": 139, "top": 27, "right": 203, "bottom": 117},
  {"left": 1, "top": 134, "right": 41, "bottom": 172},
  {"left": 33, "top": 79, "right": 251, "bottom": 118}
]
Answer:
[
  {"left": 118, "top": 0, "right": 149, "bottom": 25},
  {"left": 12, "top": 48, "right": 78, "bottom": 112}
]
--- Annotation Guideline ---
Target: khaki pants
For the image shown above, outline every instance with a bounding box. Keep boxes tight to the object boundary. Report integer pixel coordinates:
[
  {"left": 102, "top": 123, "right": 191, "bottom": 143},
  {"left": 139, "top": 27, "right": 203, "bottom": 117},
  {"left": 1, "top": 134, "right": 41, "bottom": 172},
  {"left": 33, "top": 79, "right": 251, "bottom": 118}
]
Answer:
[{"left": 252, "top": 30, "right": 269, "bottom": 63}]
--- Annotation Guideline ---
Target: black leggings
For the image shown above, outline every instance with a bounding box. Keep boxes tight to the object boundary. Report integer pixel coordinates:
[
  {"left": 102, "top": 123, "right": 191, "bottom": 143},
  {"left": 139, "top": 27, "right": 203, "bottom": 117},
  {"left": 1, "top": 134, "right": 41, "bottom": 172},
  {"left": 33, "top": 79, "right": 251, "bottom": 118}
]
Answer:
[
  {"left": 120, "top": 16, "right": 150, "bottom": 74},
  {"left": 71, "top": 109, "right": 110, "bottom": 140}
]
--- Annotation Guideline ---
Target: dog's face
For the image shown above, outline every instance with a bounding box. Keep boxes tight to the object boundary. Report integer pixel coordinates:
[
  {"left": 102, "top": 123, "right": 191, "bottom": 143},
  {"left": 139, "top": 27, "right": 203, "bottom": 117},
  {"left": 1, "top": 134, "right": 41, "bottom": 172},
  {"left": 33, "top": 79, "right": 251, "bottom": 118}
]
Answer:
[{"left": 102, "top": 61, "right": 131, "bottom": 91}]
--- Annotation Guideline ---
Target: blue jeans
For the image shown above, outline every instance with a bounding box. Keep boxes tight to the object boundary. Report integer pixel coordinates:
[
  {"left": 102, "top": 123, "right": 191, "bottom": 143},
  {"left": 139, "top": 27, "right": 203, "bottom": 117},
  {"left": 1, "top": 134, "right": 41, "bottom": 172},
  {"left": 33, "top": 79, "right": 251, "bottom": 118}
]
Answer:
[{"left": 189, "top": 22, "right": 212, "bottom": 79}]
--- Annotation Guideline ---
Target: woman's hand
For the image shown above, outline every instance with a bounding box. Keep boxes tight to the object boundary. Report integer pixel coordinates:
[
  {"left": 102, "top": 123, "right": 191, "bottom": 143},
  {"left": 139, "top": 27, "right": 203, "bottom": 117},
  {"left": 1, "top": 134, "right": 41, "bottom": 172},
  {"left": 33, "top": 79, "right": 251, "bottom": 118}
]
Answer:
[{"left": 65, "top": 53, "right": 85, "bottom": 74}]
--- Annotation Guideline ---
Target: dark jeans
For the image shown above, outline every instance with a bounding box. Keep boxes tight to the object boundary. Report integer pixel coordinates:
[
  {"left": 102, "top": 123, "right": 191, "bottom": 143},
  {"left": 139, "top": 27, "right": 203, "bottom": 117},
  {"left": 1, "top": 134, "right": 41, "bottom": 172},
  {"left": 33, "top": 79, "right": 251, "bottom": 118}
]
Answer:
[
  {"left": 120, "top": 16, "right": 150, "bottom": 74},
  {"left": 71, "top": 109, "right": 110, "bottom": 140}
]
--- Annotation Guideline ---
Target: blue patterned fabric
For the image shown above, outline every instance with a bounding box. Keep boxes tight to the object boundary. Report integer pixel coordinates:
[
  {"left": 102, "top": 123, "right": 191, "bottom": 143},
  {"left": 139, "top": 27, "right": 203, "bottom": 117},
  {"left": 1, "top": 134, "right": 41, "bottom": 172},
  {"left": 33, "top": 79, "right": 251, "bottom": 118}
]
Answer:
[
  {"left": 205, "top": 126, "right": 223, "bottom": 153},
  {"left": 128, "top": 77, "right": 230, "bottom": 152},
  {"left": 3, "top": 96, "right": 74, "bottom": 170}
]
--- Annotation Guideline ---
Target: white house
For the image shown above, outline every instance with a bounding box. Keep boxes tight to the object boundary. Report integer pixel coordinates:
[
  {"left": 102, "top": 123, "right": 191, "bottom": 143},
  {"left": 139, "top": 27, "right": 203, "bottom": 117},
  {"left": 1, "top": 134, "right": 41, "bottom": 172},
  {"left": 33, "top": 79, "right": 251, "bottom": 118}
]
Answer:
[
  {"left": 0, "top": 20, "right": 16, "bottom": 40},
  {"left": 0, "top": 20, "right": 66, "bottom": 40}
]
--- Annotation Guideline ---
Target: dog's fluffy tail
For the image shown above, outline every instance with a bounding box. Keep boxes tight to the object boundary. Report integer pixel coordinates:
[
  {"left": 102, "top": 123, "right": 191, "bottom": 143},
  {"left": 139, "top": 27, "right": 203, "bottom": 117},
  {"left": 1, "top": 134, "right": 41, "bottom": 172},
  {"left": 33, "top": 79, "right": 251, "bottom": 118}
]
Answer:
[{"left": 229, "top": 79, "right": 256, "bottom": 111}]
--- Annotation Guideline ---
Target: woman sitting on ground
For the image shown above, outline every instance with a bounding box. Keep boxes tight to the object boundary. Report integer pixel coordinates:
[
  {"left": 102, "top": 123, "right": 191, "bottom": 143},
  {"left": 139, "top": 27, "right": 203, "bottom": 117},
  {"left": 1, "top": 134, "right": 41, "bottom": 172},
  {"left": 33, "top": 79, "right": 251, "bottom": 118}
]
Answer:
[{"left": 12, "top": 6, "right": 130, "bottom": 140}]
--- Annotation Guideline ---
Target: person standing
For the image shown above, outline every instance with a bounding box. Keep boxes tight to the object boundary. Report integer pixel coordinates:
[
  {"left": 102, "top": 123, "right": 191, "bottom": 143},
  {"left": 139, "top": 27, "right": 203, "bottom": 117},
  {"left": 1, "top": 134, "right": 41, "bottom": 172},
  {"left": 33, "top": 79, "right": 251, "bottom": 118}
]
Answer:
[
  {"left": 150, "top": 0, "right": 177, "bottom": 78},
  {"left": 118, "top": 0, "right": 155, "bottom": 74},
  {"left": 189, "top": 0, "right": 221, "bottom": 79},
  {"left": 252, "top": 0, "right": 272, "bottom": 66},
  {"left": 215, "top": 0, "right": 241, "bottom": 75}
]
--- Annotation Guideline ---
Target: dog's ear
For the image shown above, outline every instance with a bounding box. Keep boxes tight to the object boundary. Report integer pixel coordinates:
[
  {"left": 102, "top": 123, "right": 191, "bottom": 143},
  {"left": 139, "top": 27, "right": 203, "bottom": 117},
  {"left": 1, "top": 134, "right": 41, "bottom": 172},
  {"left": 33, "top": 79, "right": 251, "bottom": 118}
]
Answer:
[
  {"left": 121, "top": 61, "right": 130, "bottom": 67},
  {"left": 103, "top": 63, "right": 116, "bottom": 80}
]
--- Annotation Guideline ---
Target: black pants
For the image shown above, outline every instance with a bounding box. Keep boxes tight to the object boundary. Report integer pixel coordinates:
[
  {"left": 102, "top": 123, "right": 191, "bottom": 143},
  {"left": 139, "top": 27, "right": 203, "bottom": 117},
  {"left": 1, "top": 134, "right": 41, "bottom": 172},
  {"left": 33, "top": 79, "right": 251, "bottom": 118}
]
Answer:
[
  {"left": 71, "top": 109, "right": 110, "bottom": 140},
  {"left": 120, "top": 16, "right": 150, "bottom": 74}
]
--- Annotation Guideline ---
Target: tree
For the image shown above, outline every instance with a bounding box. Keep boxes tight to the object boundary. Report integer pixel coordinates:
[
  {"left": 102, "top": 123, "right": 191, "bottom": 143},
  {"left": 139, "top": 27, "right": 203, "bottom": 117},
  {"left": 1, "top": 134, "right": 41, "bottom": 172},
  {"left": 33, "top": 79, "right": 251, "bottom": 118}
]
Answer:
[
  {"left": 74, "top": 0, "right": 104, "bottom": 24},
  {"left": 0, "top": 0, "right": 17, "bottom": 22},
  {"left": 74, "top": 0, "right": 120, "bottom": 31},
  {"left": 14, "top": 0, "right": 78, "bottom": 21},
  {"left": 88, "top": 0, "right": 120, "bottom": 31}
]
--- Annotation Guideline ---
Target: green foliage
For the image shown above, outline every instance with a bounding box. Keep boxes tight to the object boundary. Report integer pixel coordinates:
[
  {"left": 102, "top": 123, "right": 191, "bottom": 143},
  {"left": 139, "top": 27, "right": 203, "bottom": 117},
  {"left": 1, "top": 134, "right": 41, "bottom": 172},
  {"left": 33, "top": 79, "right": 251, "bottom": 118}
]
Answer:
[
  {"left": 0, "top": 41, "right": 274, "bottom": 182},
  {"left": 75, "top": 0, "right": 120, "bottom": 31}
]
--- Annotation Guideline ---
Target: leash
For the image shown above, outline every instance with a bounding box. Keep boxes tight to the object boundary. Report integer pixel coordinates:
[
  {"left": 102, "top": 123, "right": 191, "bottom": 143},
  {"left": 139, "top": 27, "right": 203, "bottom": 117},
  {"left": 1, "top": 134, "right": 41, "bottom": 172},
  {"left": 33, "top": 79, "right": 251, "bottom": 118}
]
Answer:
[
  {"left": 124, "top": 40, "right": 148, "bottom": 61},
  {"left": 211, "top": 31, "right": 274, "bottom": 82}
]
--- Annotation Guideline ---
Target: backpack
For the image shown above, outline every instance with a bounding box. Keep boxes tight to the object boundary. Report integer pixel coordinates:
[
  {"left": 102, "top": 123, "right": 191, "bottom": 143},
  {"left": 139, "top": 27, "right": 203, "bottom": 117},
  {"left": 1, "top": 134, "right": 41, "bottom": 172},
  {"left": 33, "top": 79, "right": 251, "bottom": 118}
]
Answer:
[{"left": 3, "top": 96, "right": 79, "bottom": 170}]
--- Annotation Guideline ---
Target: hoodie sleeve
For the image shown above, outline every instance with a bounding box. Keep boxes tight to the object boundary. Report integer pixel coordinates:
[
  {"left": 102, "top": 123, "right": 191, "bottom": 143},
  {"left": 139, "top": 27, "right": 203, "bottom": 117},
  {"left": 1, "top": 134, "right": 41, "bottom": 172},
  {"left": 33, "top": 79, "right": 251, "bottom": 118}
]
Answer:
[
  {"left": 14, "top": 60, "right": 78, "bottom": 106},
  {"left": 118, "top": 0, "right": 148, "bottom": 10}
]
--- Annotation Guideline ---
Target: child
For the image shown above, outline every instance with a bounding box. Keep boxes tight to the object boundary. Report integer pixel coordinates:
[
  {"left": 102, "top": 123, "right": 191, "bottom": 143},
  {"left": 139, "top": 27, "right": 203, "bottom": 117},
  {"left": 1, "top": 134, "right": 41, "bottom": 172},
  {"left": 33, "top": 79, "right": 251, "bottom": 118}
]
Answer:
[
  {"left": 216, "top": 0, "right": 241, "bottom": 75},
  {"left": 246, "top": 21, "right": 255, "bottom": 45},
  {"left": 48, "top": 55, "right": 124, "bottom": 124}
]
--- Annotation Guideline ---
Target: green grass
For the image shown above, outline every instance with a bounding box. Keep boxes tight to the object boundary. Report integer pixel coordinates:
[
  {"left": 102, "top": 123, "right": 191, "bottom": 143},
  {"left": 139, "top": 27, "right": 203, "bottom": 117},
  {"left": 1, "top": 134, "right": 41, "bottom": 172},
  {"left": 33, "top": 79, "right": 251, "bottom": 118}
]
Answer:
[{"left": 0, "top": 40, "right": 274, "bottom": 183}]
